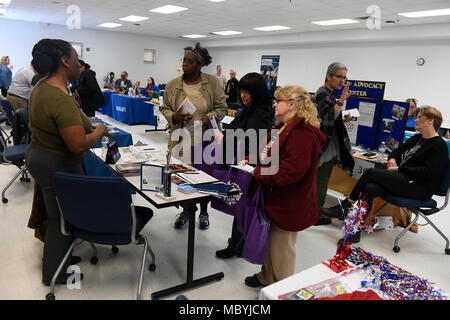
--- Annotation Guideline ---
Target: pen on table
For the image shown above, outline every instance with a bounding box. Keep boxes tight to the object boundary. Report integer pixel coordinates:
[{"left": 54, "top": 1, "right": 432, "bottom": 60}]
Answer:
[
  {"left": 143, "top": 148, "right": 155, "bottom": 150},
  {"left": 183, "top": 172, "right": 199, "bottom": 174}
]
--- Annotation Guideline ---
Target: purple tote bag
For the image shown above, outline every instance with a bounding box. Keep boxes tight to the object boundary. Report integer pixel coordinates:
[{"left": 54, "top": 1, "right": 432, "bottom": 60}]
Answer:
[{"left": 241, "top": 184, "right": 271, "bottom": 265}]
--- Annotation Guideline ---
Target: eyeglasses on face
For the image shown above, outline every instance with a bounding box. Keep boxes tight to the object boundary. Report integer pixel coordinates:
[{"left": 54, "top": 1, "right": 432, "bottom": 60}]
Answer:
[
  {"left": 333, "top": 75, "right": 348, "bottom": 81},
  {"left": 272, "top": 98, "right": 294, "bottom": 104}
]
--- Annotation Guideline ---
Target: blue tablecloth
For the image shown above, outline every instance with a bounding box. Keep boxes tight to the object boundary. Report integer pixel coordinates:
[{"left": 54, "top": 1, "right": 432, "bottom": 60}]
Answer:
[
  {"left": 108, "top": 94, "right": 156, "bottom": 125},
  {"left": 83, "top": 120, "right": 133, "bottom": 177},
  {"left": 99, "top": 90, "right": 114, "bottom": 117}
]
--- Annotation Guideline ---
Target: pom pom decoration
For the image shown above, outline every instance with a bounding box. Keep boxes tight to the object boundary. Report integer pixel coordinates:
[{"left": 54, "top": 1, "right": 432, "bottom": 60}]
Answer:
[{"left": 327, "top": 194, "right": 376, "bottom": 273}]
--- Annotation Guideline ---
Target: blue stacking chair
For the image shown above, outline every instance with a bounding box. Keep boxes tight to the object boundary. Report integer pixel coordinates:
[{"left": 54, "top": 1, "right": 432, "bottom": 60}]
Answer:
[
  {"left": 0, "top": 123, "right": 30, "bottom": 203},
  {"left": 0, "top": 97, "right": 15, "bottom": 144},
  {"left": 374, "top": 157, "right": 450, "bottom": 254},
  {"left": 47, "top": 173, "right": 156, "bottom": 300}
]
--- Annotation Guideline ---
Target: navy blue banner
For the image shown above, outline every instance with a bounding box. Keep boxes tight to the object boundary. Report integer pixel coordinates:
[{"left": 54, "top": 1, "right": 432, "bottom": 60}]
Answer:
[{"left": 334, "top": 79, "right": 386, "bottom": 100}]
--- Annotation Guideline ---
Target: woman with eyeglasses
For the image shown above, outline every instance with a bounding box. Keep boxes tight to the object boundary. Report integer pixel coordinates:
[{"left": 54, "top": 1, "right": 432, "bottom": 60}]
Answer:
[
  {"left": 242, "top": 85, "right": 326, "bottom": 287},
  {"left": 215, "top": 72, "right": 274, "bottom": 259},
  {"left": 313, "top": 62, "right": 355, "bottom": 226}
]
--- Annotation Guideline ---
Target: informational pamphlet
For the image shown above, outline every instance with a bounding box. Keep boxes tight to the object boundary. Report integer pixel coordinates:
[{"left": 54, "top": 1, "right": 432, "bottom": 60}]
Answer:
[{"left": 140, "top": 164, "right": 164, "bottom": 192}]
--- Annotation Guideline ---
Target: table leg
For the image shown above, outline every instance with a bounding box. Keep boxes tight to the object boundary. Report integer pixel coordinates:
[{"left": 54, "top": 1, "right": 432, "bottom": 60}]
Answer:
[{"left": 151, "top": 205, "right": 224, "bottom": 300}]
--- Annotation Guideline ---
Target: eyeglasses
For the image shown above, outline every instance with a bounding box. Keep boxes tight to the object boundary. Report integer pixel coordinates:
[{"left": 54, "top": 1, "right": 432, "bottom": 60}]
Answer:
[
  {"left": 273, "top": 99, "right": 294, "bottom": 104},
  {"left": 333, "top": 75, "right": 348, "bottom": 81}
]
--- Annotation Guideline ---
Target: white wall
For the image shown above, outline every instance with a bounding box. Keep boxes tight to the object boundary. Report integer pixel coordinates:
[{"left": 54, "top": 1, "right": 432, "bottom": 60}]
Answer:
[
  {"left": 202, "top": 23, "right": 450, "bottom": 123},
  {"left": 0, "top": 19, "right": 193, "bottom": 86}
]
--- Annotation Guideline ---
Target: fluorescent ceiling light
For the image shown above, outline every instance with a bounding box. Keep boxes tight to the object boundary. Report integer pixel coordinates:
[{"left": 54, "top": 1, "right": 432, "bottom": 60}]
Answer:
[
  {"left": 150, "top": 5, "right": 188, "bottom": 14},
  {"left": 119, "top": 15, "right": 149, "bottom": 22},
  {"left": 0, "top": 0, "right": 12, "bottom": 5},
  {"left": 253, "top": 25, "right": 291, "bottom": 31},
  {"left": 212, "top": 30, "right": 242, "bottom": 36},
  {"left": 208, "top": 0, "right": 225, "bottom": 2},
  {"left": 0, "top": 8, "right": 6, "bottom": 15},
  {"left": 181, "top": 34, "right": 207, "bottom": 38},
  {"left": 312, "top": 18, "right": 360, "bottom": 26},
  {"left": 98, "top": 23, "right": 122, "bottom": 28},
  {"left": 398, "top": 8, "right": 450, "bottom": 18}
]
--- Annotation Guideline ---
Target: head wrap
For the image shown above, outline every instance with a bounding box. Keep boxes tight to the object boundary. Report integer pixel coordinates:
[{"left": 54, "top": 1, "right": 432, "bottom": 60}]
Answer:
[{"left": 185, "top": 48, "right": 205, "bottom": 66}]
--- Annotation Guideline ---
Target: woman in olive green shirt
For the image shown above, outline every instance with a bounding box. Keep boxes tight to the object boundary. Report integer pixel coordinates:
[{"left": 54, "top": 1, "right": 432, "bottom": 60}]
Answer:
[
  {"left": 26, "top": 39, "right": 108, "bottom": 286},
  {"left": 160, "top": 43, "right": 227, "bottom": 231}
]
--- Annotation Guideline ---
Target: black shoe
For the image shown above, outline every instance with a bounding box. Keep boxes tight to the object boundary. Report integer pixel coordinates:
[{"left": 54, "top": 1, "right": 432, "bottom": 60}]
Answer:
[
  {"left": 323, "top": 198, "right": 351, "bottom": 220},
  {"left": 337, "top": 230, "right": 361, "bottom": 245},
  {"left": 245, "top": 274, "right": 264, "bottom": 288},
  {"left": 216, "top": 246, "right": 239, "bottom": 259},
  {"left": 69, "top": 256, "right": 82, "bottom": 265},
  {"left": 314, "top": 215, "right": 331, "bottom": 226},
  {"left": 174, "top": 211, "right": 189, "bottom": 229}
]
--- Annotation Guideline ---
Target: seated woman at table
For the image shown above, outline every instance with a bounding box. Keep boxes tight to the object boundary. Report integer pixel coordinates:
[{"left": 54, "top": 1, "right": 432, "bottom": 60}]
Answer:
[
  {"left": 26, "top": 38, "right": 109, "bottom": 286},
  {"left": 323, "top": 105, "right": 448, "bottom": 243},
  {"left": 142, "top": 77, "right": 160, "bottom": 97},
  {"left": 215, "top": 72, "right": 274, "bottom": 259},
  {"left": 160, "top": 42, "right": 227, "bottom": 231},
  {"left": 242, "top": 85, "right": 326, "bottom": 287}
]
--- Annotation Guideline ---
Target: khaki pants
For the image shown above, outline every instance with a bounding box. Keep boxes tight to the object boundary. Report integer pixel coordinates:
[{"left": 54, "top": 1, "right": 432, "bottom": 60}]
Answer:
[
  {"left": 7, "top": 94, "right": 28, "bottom": 111},
  {"left": 257, "top": 223, "right": 298, "bottom": 286}
]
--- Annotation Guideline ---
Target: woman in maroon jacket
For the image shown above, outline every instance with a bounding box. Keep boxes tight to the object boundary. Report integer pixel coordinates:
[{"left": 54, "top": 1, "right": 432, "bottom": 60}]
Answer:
[{"left": 243, "top": 85, "right": 326, "bottom": 287}]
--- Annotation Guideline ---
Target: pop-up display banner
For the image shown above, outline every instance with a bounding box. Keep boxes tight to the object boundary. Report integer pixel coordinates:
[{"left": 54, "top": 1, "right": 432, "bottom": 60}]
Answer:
[
  {"left": 376, "top": 100, "right": 410, "bottom": 152},
  {"left": 334, "top": 79, "right": 386, "bottom": 100}
]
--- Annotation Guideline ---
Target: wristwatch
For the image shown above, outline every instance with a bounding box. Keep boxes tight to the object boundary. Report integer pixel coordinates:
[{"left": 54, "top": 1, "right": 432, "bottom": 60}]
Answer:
[{"left": 336, "top": 100, "right": 344, "bottom": 106}]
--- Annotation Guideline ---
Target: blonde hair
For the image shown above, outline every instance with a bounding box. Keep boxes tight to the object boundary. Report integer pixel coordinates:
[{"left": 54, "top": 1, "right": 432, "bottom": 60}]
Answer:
[
  {"left": 274, "top": 85, "right": 320, "bottom": 129},
  {"left": 1, "top": 56, "right": 9, "bottom": 65},
  {"left": 416, "top": 105, "right": 443, "bottom": 131}
]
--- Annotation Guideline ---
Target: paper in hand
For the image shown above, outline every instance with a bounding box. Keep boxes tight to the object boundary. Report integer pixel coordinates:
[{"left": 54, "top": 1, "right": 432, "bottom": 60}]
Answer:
[
  {"left": 178, "top": 97, "right": 196, "bottom": 114},
  {"left": 342, "top": 108, "right": 360, "bottom": 118}
]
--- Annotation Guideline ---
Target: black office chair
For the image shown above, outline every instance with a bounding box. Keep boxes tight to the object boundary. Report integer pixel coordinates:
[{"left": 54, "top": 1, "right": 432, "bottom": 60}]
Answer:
[
  {"left": 0, "top": 125, "right": 30, "bottom": 203},
  {"left": 373, "top": 157, "right": 450, "bottom": 254},
  {"left": 47, "top": 172, "right": 156, "bottom": 300}
]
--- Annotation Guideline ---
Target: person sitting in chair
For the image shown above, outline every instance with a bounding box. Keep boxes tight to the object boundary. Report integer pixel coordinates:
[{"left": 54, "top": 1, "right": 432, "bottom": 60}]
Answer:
[{"left": 323, "top": 105, "right": 448, "bottom": 243}]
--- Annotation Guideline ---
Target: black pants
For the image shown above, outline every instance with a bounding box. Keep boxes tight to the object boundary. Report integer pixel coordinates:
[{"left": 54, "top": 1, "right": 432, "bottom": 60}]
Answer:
[
  {"left": 26, "top": 143, "right": 84, "bottom": 285},
  {"left": 1, "top": 87, "right": 8, "bottom": 97},
  {"left": 349, "top": 168, "right": 428, "bottom": 203},
  {"left": 228, "top": 217, "right": 245, "bottom": 254}
]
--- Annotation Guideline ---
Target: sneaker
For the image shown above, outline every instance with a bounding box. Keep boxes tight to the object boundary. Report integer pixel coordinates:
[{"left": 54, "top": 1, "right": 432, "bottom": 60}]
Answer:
[
  {"left": 245, "top": 274, "right": 264, "bottom": 288},
  {"left": 174, "top": 211, "right": 189, "bottom": 229},
  {"left": 198, "top": 212, "right": 209, "bottom": 230}
]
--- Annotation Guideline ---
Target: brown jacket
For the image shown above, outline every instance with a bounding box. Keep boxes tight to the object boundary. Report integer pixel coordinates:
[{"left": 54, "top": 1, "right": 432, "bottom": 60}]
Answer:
[{"left": 160, "top": 73, "right": 227, "bottom": 149}]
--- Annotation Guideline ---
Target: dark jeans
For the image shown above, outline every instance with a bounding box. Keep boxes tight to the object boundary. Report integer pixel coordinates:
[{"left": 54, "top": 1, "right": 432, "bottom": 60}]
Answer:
[
  {"left": 26, "top": 143, "right": 84, "bottom": 285},
  {"left": 228, "top": 217, "right": 245, "bottom": 254},
  {"left": 349, "top": 168, "right": 428, "bottom": 203}
]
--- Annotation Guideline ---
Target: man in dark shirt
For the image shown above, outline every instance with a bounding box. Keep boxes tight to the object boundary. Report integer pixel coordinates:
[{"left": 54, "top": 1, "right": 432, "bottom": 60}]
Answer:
[{"left": 225, "top": 69, "right": 239, "bottom": 104}]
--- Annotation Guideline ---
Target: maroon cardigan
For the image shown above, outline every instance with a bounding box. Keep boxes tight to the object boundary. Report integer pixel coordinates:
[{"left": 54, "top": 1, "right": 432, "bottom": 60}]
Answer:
[{"left": 253, "top": 117, "right": 326, "bottom": 232}]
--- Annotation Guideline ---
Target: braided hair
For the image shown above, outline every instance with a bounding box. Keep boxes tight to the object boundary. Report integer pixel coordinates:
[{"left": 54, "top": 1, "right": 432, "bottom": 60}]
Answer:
[
  {"left": 31, "top": 38, "right": 73, "bottom": 76},
  {"left": 183, "top": 42, "right": 212, "bottom": 67}
]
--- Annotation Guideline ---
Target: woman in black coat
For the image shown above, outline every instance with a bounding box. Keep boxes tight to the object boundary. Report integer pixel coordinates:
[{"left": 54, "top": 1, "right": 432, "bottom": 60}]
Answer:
[
  {"left": 216, "top": 72, "right": 274, "bottom": 259},
  {"left": 73, "top": 60, "right": 106, "bottom": 117}
]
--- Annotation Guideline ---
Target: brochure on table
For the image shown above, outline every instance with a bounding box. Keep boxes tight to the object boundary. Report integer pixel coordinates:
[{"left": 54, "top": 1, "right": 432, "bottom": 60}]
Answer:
[{"left": 140, "top": 164, "right": 164, "bottom": 192}]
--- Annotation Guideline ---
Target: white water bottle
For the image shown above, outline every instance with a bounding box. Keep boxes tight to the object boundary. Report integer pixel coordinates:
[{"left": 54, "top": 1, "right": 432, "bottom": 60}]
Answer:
[{"left": 101, "top": 136, "right": 109, "bottom": 159}]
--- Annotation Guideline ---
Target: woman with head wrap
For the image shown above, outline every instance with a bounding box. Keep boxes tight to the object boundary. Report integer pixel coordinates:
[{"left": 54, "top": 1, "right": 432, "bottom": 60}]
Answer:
[{"left": 160, "top": 43, "right": 227, "bottom": 230}]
